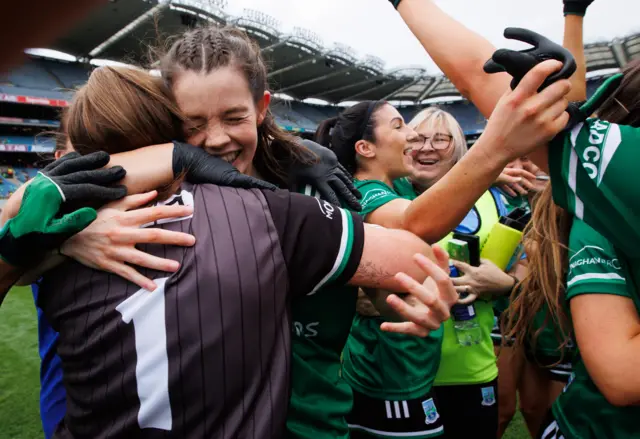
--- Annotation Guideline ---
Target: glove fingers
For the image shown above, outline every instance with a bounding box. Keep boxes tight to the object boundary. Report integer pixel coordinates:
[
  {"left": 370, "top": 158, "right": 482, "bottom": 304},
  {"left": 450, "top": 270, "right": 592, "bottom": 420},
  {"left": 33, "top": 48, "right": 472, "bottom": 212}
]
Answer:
[
  {"left": 233, "top": 174, "right": 278, "bottom": 191},
  {"left": 503, "top": 27, "right": 545, "bottom": 48},
  {"left": 492, "top": 50, "right": 539, "bottom": 88},
  {"left": 47, "top": 207, "right": 98, "bottom": 236},
  {"left": 315, "top": 183, "right": 341, "bottom": 208},
  {"left": 331, "top": 179, "right": 362, "bottom": 212},
  {"left": 483, "top": 59, "right": 506, "bottom": 74},
  {"left": 40, "top": 151, "right": 82, "bottom": 174},
  {"left": 61, "top": 166, "right": 127, "bottom": 186},
  {"left": 64, "top": 184, "right": 127, "bottom": 203},
  {"left": 45, "top": 151, "right": 111, "bottom": 177},
  {"left": 334, "top": 169, "right": 362, "bottom": 199},
  {"left": 546, "top": 52, "right": 577, "bottom": 86}
]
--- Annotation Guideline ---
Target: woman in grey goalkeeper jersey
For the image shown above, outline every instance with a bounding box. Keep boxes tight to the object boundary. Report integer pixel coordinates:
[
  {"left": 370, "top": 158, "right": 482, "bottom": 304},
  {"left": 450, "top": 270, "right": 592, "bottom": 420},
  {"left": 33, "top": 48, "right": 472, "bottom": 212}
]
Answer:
[{"left": 3, "top": 36, "right": 463, "bottom": 439}]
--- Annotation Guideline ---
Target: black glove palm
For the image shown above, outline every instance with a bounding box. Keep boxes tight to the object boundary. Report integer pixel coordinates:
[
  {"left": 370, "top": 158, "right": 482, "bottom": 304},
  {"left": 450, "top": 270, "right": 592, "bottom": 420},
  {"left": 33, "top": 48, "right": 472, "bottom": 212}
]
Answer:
[
  {"left": 484, "top": 28, "right": 576, "bottom": 91},
  {"left": 172, "top": 141, "right": 277, "bottom": 191},
  {"left": 290, "top": 140, "right": 362, "bottom": 211}
]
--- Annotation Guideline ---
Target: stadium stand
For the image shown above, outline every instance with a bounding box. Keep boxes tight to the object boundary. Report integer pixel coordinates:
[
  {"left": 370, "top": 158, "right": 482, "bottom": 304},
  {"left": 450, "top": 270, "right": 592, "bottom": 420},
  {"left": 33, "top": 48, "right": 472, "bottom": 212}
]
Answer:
[{"left": 0, "top": 0, "right": 637, "bottom": 203}]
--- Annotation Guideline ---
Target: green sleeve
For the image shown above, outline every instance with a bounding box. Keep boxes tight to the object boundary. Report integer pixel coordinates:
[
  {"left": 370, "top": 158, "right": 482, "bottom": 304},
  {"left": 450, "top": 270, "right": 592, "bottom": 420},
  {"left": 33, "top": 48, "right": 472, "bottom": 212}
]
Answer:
[
  {"left": 549, "top": 119, "right": 640, "bottom": 257},
  {"left": 354, "top": 180, "right": 403, "bottom": 217},
  {"left": 392, "top": 177, "right": 418, "bottom": 199},
  {"left": 565, "top": 218, "right": 629, "bottom": 301}
]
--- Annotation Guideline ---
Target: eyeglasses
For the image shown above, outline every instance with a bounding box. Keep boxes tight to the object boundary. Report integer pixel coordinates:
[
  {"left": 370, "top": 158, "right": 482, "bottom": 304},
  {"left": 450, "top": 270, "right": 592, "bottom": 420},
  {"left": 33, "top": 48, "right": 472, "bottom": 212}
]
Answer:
[{"left": 415, "top": 133, "right": 453, "bottom": 151}]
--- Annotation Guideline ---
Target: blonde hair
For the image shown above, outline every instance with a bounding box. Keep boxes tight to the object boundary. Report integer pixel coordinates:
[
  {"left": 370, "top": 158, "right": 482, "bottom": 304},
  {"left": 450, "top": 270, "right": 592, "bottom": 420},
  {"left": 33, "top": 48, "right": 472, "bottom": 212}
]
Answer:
[
  {"left": 504, "top": 185, "right": 573, "bottom": 356},
  {"left": 408, "top": 107, "right": 468, "bottom": 164}
]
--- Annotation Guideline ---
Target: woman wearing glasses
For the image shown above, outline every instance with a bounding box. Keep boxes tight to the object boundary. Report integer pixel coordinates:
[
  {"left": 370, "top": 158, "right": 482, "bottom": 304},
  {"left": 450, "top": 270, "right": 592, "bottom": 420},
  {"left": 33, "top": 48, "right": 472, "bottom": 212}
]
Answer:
[
  {"left": 401, "top": 108, "right": 524, "bottom": 439},
  {"left": 320, "top": 105, "right": 520, "bottom": 438}
]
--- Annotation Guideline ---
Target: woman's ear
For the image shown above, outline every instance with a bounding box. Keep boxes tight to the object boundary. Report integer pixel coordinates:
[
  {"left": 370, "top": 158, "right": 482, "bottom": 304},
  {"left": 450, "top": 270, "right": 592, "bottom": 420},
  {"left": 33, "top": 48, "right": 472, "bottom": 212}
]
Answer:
[
  {"left": 355, "top": 139, "right": 376, "bottom": 159},
  {"left": 256, "top": 91, "right": 271, "bottom": 125}
]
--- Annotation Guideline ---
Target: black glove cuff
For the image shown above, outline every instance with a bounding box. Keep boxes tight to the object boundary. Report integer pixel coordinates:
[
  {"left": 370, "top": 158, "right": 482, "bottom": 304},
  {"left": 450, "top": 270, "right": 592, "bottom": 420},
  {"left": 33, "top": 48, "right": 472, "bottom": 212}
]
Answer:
[
  {"left": 171, "top": 141, "right": 186, "bottom": 178},
  {"left": 563, "top": 4, "right": 588, "bottom": 16}
]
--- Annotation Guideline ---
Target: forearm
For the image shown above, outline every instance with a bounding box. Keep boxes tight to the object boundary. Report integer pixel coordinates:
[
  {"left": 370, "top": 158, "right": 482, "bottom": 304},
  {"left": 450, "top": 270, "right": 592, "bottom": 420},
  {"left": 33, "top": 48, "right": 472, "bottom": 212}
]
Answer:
[
  {"left": 351, "top": 227, "right": 435, "bottom": 289},
  {"left": 1, "top": 144, "right": 176, "bottom": 225},
  {"left": 0, "top": 260, "right": 25, "bottom": 307},
  {"left": 590, "top": 334, "right": 640, "bottom": 406},
  {"left": 403, "top": 135, "right": 510, "bottom": 242},
  {"left": 107, "top": 143, "right": 174, "bottom": 194},
  {"left": 0, "top": 183, "right": 27, "bottom": 226},
  {"left": 396, "top": 0, "right": 510, "bottom": 117},
  {"left": 563, "top": 15, "right": 587, "bottom": 101}
]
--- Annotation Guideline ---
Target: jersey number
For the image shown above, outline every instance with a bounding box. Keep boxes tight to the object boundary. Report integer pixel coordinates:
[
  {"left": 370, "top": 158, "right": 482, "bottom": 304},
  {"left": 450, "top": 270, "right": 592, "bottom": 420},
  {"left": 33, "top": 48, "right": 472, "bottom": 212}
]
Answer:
[{"left": 116, "top": 278, "right": 172, "bottom": 431}]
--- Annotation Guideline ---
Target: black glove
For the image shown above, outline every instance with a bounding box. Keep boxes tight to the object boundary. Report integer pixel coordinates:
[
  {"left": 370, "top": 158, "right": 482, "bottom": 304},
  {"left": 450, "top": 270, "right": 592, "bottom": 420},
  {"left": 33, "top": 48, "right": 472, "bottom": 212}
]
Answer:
[
  {"left": 564, "top": 0, "right": 594, "bottom": 16},
  {"left": 484, "top": 28, "right": 576, "bottom": 91},
  {"left": 0, "top": 152, "right": 127, "bottom": 267},
  {"left": 290, "top": 140, "right": 362, "bottom": 211},
  {"left": 41, "top": 151, "right": 127, "bottom": 202},
  {"left": 172, "top": 141, "right": 277, "bottom": 191},
  {"left": 388, "top": 0, "right": 402, "bottom": 8}
]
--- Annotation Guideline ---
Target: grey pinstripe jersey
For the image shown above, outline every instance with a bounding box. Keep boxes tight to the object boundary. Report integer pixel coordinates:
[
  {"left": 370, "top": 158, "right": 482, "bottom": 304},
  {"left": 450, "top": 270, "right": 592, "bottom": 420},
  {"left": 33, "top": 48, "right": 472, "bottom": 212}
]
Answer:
[{"left": 39, "top": 183, "right": 364, "bottom": 439}]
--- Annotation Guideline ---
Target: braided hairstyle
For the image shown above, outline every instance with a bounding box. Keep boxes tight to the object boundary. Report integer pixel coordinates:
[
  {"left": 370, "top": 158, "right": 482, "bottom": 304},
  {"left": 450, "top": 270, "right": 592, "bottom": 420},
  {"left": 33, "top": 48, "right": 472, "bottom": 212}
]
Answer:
[{"left": 159, "top": 26, "right": 313, "bottom": 186}]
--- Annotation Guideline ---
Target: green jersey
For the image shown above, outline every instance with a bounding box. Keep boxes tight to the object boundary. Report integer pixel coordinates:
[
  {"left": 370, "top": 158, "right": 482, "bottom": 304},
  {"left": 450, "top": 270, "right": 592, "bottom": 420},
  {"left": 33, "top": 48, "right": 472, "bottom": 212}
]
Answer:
[
  {"left": 549, "top": 117, "right": 640, "bottom": 307},
  {"left": 398, "top": 178, "right": 501, "bottom": 385},
  {"left": 342, "top": 179, "right": 444, "bottom": 400},
  {"left": 287, "top": 185, "right": 359, "bottom": 439},
  {"left": 528, "top": 304, "right": 575, "bottom": 366},
  {"left": 552, "top": 218, "right": 640, "bottom": 438}
]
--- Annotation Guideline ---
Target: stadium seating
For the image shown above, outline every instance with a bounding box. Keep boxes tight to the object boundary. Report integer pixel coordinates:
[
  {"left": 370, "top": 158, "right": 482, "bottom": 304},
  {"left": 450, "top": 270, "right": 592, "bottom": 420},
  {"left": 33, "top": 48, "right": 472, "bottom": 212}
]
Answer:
[
  {"left": 38, "top": 59, "right": 91, "bottom": 90},
  {"left": 0, "top": 59, "right": 61, "bottom": 91},
  {"left": 0, "top": 57, "right": 91, "bottom": 92}
]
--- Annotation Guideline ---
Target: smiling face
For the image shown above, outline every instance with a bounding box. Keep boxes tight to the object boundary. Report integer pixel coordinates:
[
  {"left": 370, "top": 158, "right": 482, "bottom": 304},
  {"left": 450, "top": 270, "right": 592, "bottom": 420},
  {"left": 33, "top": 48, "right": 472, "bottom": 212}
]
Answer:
[
  {"left": 408, "top": 120, "right": 457, "bottom": 185},
  {"left": 172, "top": 66, "right": 269, "bottom": 177},
  {"left": 356, "top": 104, "right": 419, "bottom": 180}
]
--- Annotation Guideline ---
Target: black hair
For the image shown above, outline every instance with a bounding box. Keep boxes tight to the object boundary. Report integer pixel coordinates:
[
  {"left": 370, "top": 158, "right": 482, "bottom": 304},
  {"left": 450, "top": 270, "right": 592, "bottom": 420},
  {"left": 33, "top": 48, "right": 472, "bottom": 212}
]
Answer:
[{"left": 314, "top": 100, "right": 387, "bottom": 174}]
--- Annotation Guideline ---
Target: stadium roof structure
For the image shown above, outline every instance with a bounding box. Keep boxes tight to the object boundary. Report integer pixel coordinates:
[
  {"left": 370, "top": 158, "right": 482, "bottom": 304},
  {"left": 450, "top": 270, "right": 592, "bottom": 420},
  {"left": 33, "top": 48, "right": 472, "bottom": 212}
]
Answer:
[{"left": 42, "top": 0, "right": 640, "bottom": 104}]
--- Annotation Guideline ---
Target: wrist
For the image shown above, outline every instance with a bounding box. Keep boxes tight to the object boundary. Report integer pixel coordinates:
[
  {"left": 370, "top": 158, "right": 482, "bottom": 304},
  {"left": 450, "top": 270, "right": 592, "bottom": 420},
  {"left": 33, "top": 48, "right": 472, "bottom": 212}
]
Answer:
[
  {"left": 504, "top": 274, "right": 518, "bottom": 294},
  {"left": 468, "top": 134, "right": 512, "bottom": 176}
]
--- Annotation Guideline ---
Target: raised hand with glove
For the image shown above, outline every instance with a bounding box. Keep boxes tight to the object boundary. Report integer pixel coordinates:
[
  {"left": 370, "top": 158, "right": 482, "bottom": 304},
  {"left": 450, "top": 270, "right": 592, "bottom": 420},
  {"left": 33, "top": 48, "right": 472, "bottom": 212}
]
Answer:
[
  {"left": 484, "top": 28, "right": 576, "bottom": 91},
  {"left": 0, "top": 151, "right": 126, "bottom": 268}
]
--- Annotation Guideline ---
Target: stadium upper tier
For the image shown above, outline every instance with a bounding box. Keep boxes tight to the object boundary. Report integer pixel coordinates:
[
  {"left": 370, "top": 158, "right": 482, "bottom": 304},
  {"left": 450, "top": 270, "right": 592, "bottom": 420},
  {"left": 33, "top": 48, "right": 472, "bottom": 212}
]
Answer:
[
  {"left": 35, "top": 0, "right": 639, "bottom": 104},
  {"left": 0, "top": 0, "right": 631, "bottom": 143},
  {"left": 0, "top": 54, "right": 611, "bottom": 142}
]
